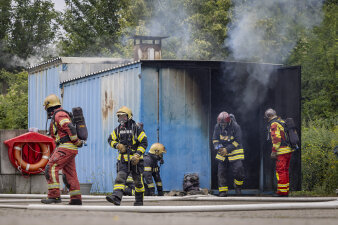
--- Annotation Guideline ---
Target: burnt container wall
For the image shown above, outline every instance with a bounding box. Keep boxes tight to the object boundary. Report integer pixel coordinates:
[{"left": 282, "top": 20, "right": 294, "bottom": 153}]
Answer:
[
  {"left": 209, "top": 62, "right": 300, "bottom": 192},
  {"left": 262, "top": 66, "right": 301, "bottom": 191}
]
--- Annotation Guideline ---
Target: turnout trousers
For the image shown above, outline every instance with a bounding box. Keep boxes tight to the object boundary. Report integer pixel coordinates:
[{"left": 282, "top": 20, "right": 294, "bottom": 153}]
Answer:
[
  {"left": 44, "top": 148, "right": 81, "bottom": 200},
  {"left": 144, "top": 167, "right": 163, "bottom": 196},
  {"left": 112, "top": 160, "right": 145, "bottom": 202},
  {"left": 276, "top": 152, "right": 291, "bottom": 196},
  {"left": 218, "top": 159, "right": 245, "bottom": 194}
]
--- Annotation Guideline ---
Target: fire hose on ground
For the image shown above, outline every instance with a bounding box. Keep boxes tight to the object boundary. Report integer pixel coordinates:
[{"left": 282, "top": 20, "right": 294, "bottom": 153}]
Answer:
[{"left": 0, "top": 194, "right": 337, "bottom": 212}]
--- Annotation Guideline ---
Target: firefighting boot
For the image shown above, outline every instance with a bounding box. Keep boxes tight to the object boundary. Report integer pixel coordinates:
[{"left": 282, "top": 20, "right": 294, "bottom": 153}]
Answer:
[
  {"left": 234, "top": 184, "right": 242, "bottom": 195},
  {"left": 69, "top": 199, "right": 82, "bottom": 205},
  {"left": 41, "top": 197, "right": 62, "bottom": 204},
  {"left": 157, "top": 191, "right": 164, "bottom": 196},
  {"left": 106, "top": 194, "right": 121, "bottom": 206},
  {"left": 148, "top": 187, "right": 156, "bottom": 196},
  {"left": 134, "top": 192, "right": 143, "bottom": 206},
  {"left": 219, "top": 191, "right": 227, "bottom": 197}
]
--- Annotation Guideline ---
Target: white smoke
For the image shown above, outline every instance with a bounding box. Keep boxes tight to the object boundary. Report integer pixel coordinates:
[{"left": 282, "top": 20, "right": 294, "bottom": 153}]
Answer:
[
  {"left": 225, "top": 0, "right": 324, "bottom": 114},
  {"left": 9, "top": 43, "right": 61, "bottom": 68},
  {"left": 227, "top": 0, "right": 324, "bottom": 64},
  {"left": 141, "top": 0, "right": 192, "bottom": 59}
]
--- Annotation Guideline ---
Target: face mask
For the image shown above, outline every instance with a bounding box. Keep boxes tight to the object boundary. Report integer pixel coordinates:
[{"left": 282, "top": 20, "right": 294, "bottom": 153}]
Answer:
[{"left": 118, "top": 114, "right": 128, "bottom": 125}]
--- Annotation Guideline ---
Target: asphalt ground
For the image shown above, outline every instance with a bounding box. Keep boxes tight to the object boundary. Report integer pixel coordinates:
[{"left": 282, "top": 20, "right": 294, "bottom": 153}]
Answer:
[{"left": 0, "top": 196, "right": 337, "bottom": 225}]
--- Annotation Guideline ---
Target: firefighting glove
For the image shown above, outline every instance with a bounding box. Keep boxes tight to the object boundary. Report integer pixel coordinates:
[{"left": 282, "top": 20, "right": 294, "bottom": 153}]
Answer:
[
  {"left": 116, "top": 144, "right": 127, "bottom": 153},
  {"left": 76, "top": 140, "right": 84, "bottom": 148},
  {"left": 219, "top": 148, "right": 228, "bottom": 157},
  {"left": 131, "top": 153, "right": 140, "bottom": 165},
  {"left": 271, "top": 151, "right": 277, "bottom": 160}
]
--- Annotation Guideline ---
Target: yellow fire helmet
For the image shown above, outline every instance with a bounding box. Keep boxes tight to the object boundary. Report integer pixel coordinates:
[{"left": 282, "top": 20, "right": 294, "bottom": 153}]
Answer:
[
  {"left": 116, "top": 106, "right": 133, "bottom": 120},
  {"left": 43, "top": 94, "right": 61, "bottom": 110},
  {"left": 149, "top": 143, "right": 167, "bottom": 155}
]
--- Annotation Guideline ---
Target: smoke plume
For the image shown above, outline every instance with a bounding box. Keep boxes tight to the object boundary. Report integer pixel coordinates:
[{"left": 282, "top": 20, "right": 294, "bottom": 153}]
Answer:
[
  {"left": 225, "top": 0, "right": 324, "bottom": 114},
  {"left": 227, "top": 0, "right": 324, "bottom": 64}
]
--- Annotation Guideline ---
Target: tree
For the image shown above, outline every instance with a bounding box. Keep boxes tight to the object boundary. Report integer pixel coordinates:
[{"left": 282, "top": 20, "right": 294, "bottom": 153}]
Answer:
[
  {"left": 60, "top": 0, "right": 131, "bottom": 57},
  {"left": 0, "top": 0, "right": 12, "bottom": 69},
  {"left": 288, "top": 1, "right": 337, "bottom": 122},
  {"left": 0, "top": 69, "right": 28, "bottom": 129},
  {"left": 0, "top": 0, "right": 60, "bottom": 70},
  {"left": 9, "top": 0, "right": 60, "bottom": 62},
  {"left": 184, "top": 0, "right": 231, "bottom": 59}
]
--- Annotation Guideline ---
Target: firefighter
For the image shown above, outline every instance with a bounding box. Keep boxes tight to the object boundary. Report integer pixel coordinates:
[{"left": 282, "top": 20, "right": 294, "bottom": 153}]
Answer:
[
  {"left": 212, "top": 112, "right": 245, "bottom": 197},
  {"left": 106, "top": 106, "right": 148, "bottom": 206},
  {"left": 265, "top": 108, "right": 293, "bottom": 197},
  {"left": 41, "top": 94, "right": 83, "bottom": 205},
  {"left": 143, "top": 143, "right": 166, "bottom": 196}
]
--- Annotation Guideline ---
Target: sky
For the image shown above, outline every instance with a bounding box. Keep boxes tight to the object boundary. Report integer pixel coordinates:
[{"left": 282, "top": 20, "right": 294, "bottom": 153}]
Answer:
[{"left": 51, "top": 0, "right": 66, "bottom": 12}]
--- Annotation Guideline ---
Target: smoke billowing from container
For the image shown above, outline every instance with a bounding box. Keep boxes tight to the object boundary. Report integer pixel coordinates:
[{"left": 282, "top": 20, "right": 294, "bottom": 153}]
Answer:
[
  {"left": 227, "top": 0, "right": 324, "bottom": 64},
  {"left": 225, "top": 0, "right": 324, "bottom": 116}
]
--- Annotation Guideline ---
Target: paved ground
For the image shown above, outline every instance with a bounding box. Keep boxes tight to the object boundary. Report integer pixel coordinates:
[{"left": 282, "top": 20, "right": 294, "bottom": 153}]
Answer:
[{"left": 0, "top": 197, "right": 337, "bottom": 225}]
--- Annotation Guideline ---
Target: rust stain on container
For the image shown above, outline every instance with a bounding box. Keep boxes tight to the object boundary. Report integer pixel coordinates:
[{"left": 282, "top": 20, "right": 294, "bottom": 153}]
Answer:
[{"left": 102, "top": 91, "right": 114, "bottom": 120}]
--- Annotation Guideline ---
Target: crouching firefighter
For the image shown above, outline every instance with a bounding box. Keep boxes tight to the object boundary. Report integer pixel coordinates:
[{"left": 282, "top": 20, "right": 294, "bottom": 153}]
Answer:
[
  {"left": 41, "top": 94, "right": 84, "bottom": 205},
  {"left": 143, "top": 143, "right": 166, "bottom": 196},
  {"left": 106, "top": 106, "right": 148, "bottom": 206},
  {"left": 212, "top": 112, "right": 245, "bottom": 197}
]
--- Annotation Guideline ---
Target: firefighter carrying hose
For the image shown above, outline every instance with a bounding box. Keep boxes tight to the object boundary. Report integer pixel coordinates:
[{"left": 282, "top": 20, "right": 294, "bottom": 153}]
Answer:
[
  {"left": 41, "top": 94, "right": 83, "bottom": 205},
  {"left": 106, "top": 106, "right": 148, "bottom": 206},
  {"left": 265, "top": 108, "right": 293, "bottom": 197},
  {"left": 143, "top": 143, "right": 166, "bottom": 196},
  {"left": 212, "top": 112, "right": 245, "bottom": 197}
]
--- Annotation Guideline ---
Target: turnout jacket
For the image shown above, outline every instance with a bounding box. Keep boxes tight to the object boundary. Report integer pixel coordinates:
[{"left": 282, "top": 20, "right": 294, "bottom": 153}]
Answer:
[
  {"left": 144, "top": 153, "right": 161, "bottom": 173},
  {"left": 268, "top": 117, "right": 292, "bottom": 155},
  {"left": 108, "top": 120, "right": 148, "bottom": 161},
  {"left": 212, "top": 121, "right": 244, "bottom": 162},
  {"left": 50, "top": 107, "right": 82, "bottom": 150}
]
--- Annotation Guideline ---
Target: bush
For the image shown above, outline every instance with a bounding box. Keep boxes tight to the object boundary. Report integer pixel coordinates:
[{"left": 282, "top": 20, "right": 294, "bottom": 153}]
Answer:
[
  {"left": 0, "top": 69, "right": 28, "bottom": 129},
  {"left": 301, "top": 119, "right": 338, "bottom": 193}
]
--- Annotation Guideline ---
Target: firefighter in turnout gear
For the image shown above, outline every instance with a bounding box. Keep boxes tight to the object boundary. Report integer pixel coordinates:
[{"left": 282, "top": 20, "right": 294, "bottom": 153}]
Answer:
[
  {"left": 41, "top": 94, "right": 83, "bottom": 205},
  {"left": 265, "top": 108, "right": 293, "bottom": 197},
  {"left": 143, "top": 143, "right": 166, "bottom": 196},
  {"left": 212, "top": 112, "right": 245, "bottom": 197},
  {"left": 106, "top": 106, "right": 148, "bottom": 206}
]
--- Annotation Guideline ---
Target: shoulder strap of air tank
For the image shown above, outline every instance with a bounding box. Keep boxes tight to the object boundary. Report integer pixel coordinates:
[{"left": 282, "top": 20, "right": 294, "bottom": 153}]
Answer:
[{"left": 51, "top": 109, "right": 71, "bottom": 134}]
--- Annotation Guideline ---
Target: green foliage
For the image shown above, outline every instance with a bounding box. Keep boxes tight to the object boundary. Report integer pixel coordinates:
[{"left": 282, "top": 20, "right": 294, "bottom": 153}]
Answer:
[
  {"left": 301, "top": 119, "right": 338, "bottom": 193},
  {"left": 60, "top": 0, "right": 131, "bottom": 57},
  {"left": 288, "top": 2, "right": 337, "bottom": 122},
  {"left": 0, "top": 0, "right": 60, "bottom": 70},
  {"left": 0, "top": 69, "right": 28, "bottom": 129}
]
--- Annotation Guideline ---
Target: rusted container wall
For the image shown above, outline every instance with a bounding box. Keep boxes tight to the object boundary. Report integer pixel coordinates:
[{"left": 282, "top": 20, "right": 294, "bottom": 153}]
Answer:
[{"left": 62, "top": 63, "right": 142, "bottom": 193}]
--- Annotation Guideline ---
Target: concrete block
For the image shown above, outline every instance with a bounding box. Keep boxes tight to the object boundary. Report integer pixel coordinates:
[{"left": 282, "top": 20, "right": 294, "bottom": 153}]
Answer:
[
  {"left": 30, "top": 174, "right": 48, "bottom": 194},
  {"left": 0, "top": 130, "right": 26, "bottom": 175},
  {"left": 15, "top": 175, "right": 31, "bottom": 194},
  {"left": 0, "top": 174, "right": 15, "bottom": 193}
]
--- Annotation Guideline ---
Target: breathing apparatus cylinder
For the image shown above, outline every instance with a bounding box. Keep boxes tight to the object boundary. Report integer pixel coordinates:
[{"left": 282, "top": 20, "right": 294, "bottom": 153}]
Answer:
[{"left": 72, "top": 107, "right": 88, "bottom": 141}]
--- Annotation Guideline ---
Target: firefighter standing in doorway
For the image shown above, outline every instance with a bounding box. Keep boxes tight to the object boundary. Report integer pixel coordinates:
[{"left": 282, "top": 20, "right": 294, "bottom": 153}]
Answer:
[
  {"left": 265, "top": 108, "right": 293, "bottom": 197},
  {"left": 212, "top": 112, "right": 245, "bottom": 197},
  {"left": 41, "top": 94, "right": 83, "bottom": 205},
  {"left": 106, "top": 106, "right": 148, "bottom": 206},
  {"left": 143, "top": 143, "right": 166, "bottom": 196}
]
